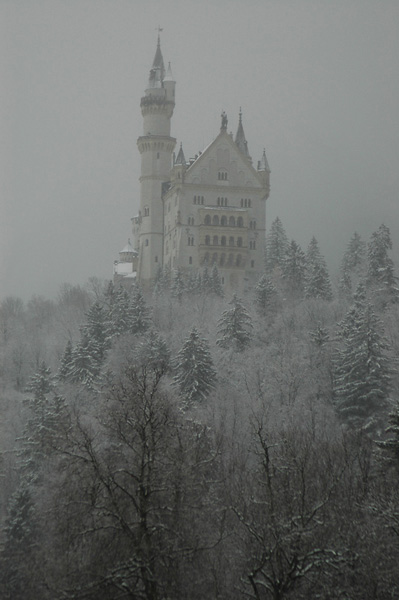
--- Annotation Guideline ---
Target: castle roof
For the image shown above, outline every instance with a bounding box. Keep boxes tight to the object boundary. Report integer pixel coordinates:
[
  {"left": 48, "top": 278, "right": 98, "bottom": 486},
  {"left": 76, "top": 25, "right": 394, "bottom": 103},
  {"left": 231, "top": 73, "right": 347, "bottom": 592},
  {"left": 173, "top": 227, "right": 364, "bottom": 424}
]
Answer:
[
  {"left": 175, "top": 142, "right": 186, "bottom": 165},
  {"left": 235, "top": 109, "right": 251, "bottom": 161},
  {"left": 147, "top": 35, "right": 165, "bottom": 89}
]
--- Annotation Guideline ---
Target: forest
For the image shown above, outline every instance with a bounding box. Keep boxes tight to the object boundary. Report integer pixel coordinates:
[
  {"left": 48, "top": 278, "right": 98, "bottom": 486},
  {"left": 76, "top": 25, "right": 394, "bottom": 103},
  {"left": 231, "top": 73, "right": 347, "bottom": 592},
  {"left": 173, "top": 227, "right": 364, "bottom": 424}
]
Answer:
[{"left": 0, "top": 219, "right": 399, "bottom": 599}]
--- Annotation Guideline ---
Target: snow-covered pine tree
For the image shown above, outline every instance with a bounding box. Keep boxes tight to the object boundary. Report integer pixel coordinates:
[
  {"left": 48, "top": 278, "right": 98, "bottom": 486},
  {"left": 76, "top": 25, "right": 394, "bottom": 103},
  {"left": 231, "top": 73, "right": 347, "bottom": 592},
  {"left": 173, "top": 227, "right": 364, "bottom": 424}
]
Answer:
[
  {"left": 136, "top": 329, "right": 170, "bottom": 376},
  {"left": 173, "top": 327, "right": 216, "bottom": 405},
  {"left": 210, "top": 264, "right": 224, "bottom": 297},
  {"left": 217, "top": 294, "right": 253, "bottom": 351},
  {"left": 254, "top": 274, "right": 278, "bottom": 317},
  {"left": 201, "top": 266, "right": 212, "bottom": 294},
  {"left": 367, "top": 224, "right": 399, "bottom": 304},
  {"left": 282, "top": 239, "right": 306, "bottom": 299},
  {"left": 339, "top": 232, "right": 366, "bottom": 294},
  {"left": 305, "top": 237, "right": 333, "bottom": 301},
  {"left": 109, "top": 286, "right": 132, "bottom": 337},
  {"left": 171, "top": 268, "right": 186, "bottom": 303},
  {"left": 83, "top": 301, "right": 110, "bottom": 362},
  {"left": 58, "top": 339, "right": 73, "bottom": 381},
  {"left": 69, "top": 331, "right": 101, "bottom": 389},
  {"left": 334, "top": 283, "right": 392, "bottom": 430},
  {"left": 265, "top": 217, "right": 289, "bottom": 274},
  {"left": 129, "top": 287, "right": 151, "bottom": 334}
]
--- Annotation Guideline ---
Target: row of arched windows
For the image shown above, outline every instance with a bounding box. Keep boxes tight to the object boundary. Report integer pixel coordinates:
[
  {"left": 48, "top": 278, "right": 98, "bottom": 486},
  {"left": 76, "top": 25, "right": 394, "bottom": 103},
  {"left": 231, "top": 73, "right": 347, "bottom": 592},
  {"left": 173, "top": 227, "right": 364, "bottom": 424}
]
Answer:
[
  {"left": 218, "top": 171, "right": 228, "bottom": 180},
  {"left": 203, "top": 214, "right": 244, "bottom": 227},
  {"left": 205, "top": 235, "right": 243, "bottom": 247},
  {"left": 202, "top": 253, "right": 243, "bottom": 267}
]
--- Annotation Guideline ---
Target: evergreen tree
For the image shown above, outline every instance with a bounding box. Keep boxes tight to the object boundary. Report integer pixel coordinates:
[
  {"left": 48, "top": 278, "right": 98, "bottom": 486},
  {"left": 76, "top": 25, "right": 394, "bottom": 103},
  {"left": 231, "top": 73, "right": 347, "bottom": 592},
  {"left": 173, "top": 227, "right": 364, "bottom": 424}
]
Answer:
[
  {"left": 109, "top": 286, "right": 131, "bottom": 336},
  {"left": 58, "top": 339, "right": 73, "bottom": 381},
  {"left": 217, "top": 294, "right": 253, "bottom": 351},
  {"left": 171, "top": 268, "right": 186, "bottom": 303},
  {"left": 340, "top": 232, "right": 366, "bottom": 292},
  {"left": 136, "top": 330, "right": 171, "bottom": 376},
  {"left": 254, "top": 275, "right": 278, "bottom": 317},
  {"left": 282, "top": 239, "right": 306, "bottom": 299},
  {"left": 210, "top": 264, "right": 224, "bottom": 297},
  {"left": 201, "top": 266, "right": 212, "bottom": 294},
  {"left": 129, "top": 287, "right": 151, "bottom": 334},
  {"left": 83, "top": 301, "right": 110, "bottom": 362},
  {"left": 173, "top": 327, "right": 216, "bottom": 405},
  {"left": 305, "top": 237, "right": 332, "bottom": 300},
  {"left": 265, "top": 217, "right": 289, "bottom": 273},
  {"left": 69, "top": 332, "right": 100, "bottom": 389},
  {"left": 334, "top": 283, "right": 392, "bottom": 429},
  {"left": 367, "top": 224, "right": 399, "bottom": 304},
  {"left": 377, "top": 401, "right": 399, "bottom": 468}
]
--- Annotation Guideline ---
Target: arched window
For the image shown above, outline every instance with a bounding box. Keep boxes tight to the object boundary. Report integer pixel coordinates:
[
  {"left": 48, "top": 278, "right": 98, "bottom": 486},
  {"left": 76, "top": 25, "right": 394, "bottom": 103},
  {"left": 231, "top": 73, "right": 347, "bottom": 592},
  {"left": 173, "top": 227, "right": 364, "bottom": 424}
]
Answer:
[
  {"left": 213, "top": 235, "right": 218, "bottom": 246},
  {"left": 237, "top": 216, "right": 243, "bottom": 227},
  {"left": 229, "top": 236, "right": 234, "bottom": 247},
  {"left": 212, "top": 215, "right": 219, "bottom": 226},
  {"left": 205, "top": 235, "right": 210, "bottom": 245},
  {"left": 237, "top": 237, "right": 243, "bottom": 248},
  {"left": 218, "top": 170, "right": 227, "bottom": 181},
  {"left": 204, "top": 214, "right": 211, "bottom": 225},
  {"left": 236, "top": 254, "right": 242, "bottom": 266},
  {"left": 212, "top": 253, "right": 218, "bottom": 264},
  {"left": 229, "top": 216, "right": 235, "bottom": 227},
  {"left": 217, "top": 197, "right": 220, "bottom": 206},
  {"left": 221, "top": 216, "right": 227, "bottom": 226},
  {"left": 220, "top": 253, "right": 225, "bottom": 266},
  {"left": 144, "top": 206, "right": 150, "bottom": 216},
  {"left": 228, "top": 253, "right": 233, "bottom": 265},
  {"left": 221, "top": 236, "right": 226, "bottom": 246}
]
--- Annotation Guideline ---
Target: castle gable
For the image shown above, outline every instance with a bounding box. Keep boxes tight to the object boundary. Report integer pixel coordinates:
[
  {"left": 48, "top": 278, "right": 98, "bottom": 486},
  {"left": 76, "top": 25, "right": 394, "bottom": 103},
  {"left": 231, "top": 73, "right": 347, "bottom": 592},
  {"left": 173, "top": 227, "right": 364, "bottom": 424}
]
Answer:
[{"left": 184, "top": 131, "right": 264, "bottom": 189}]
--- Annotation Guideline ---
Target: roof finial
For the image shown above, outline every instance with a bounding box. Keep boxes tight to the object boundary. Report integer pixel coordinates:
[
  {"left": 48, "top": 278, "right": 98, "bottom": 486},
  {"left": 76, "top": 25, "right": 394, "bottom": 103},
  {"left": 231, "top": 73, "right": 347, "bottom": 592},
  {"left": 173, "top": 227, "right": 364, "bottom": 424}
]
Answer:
[
  {"left": 221, "top": 111, "right": 228, "bottom": 131},
  {"left": 239, "top": 106, "right": 242, "bottom": 123},
  {"left": 156, "top": 25, "right": 163, "bottom": 44}
]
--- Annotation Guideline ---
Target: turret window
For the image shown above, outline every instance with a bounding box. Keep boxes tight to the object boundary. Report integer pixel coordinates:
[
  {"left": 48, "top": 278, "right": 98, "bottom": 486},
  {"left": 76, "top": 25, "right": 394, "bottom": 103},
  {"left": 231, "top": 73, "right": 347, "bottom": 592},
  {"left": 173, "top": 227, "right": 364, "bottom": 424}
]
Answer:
[{"left": 144, "top": 206, "right": 150, "bottom": 217}]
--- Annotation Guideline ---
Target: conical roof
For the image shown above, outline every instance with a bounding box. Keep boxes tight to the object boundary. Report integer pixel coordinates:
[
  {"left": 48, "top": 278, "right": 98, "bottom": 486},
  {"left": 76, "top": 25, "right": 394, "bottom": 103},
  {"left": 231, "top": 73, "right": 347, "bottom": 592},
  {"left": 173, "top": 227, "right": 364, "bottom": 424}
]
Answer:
[
  {"left": 120, "top": 239, "right": 135, "bottom": 254},
  {"left": 258, "top": 148, "right": 271, "bottom": 173},
  {"left": 147, "top": 35, "right": 165, "bottom": 88},
  {"left": 163, "top": 61, "right": 175, "bottom": 82},
  {"left": 175, "top": 142, "right": 186, "bottom": 165},
  {"left": 235, "top": 108, "right": 251, "bottom": 159}
]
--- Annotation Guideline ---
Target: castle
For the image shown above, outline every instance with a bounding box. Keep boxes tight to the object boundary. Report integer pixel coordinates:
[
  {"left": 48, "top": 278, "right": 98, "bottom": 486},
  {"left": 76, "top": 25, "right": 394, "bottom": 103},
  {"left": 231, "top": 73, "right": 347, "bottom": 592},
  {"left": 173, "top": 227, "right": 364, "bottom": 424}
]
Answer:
[{"left": 114, "top": 36, "right": 270, "bottom": 293}]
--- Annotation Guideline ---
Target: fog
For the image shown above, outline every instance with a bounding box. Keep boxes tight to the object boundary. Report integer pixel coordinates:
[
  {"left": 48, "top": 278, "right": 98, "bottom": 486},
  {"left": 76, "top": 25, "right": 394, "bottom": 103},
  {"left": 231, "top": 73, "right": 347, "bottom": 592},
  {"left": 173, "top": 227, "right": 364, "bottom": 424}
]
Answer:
[{"left": 1, "top": 0, "right": 399, "bottom": 299}]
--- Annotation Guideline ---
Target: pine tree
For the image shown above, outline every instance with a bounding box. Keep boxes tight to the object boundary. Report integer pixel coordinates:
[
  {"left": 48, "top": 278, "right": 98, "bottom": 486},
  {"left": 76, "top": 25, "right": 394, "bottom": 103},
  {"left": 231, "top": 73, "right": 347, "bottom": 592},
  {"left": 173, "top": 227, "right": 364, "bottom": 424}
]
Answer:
[
  {"left": 201, "top": 266, "right": 212, "bottom": 294},
  {"left": 110, "top": 286, "right": 132, "bottom": 336},
  {"left": 136, "top": 330, "right": 170, "bottom": 376},
  {"left": 265, "top": 217, "right": 289, "bottom": 273},
  {"left": 282, "top": 239, "right": 306, "bottom": 299},
  {"left": 377, "top": 401, "right": 399, "bottom": 468},
  {"left": 69, "top": 332, "right": 100, "bottom": 389},
  {"left": 367, "top": 224, "right": 399, "bottom": 304},
  {"left": 171, "top": 268, "right": 186, "bottom": 303},
  {"left": 305, "top": 237, "right": 332, "bottom": 300},
  {"left": 83, "top": 301, "right": 110, "bottom": 362},
  {"left": 210, "top": 264, "right": 224, "bottom": 297},
  {"left": 334, "top": 283, "right": 392, "bottom": 429},
  {"left": 217, "top": 294, "right": 253, "bottom": 351},
  {"left": 173, "top": 327, "right": 216, "bottom": 405},
  {"left": 58, "top": 339, "right": 73, "bottom": 381},
  {"left": 129, "top": 287, "right": 151, "bottom": 334},
  {"left": 339, "top": 233, "right": 366, "bottom": 295},
  {"left": 254, "top": 275, "right": 278, "bottom": 317}
]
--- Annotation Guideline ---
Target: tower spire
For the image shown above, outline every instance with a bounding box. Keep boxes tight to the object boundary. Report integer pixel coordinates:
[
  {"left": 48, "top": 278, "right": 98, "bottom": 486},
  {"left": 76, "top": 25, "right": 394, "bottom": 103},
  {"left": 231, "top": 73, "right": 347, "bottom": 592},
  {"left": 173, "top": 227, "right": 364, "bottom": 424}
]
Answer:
[
  {"left": 235, "top": 108, "right": 251, "bottom": 161},
  {"left": 148, "top": 32, "right": 165, "bottom": 89}
]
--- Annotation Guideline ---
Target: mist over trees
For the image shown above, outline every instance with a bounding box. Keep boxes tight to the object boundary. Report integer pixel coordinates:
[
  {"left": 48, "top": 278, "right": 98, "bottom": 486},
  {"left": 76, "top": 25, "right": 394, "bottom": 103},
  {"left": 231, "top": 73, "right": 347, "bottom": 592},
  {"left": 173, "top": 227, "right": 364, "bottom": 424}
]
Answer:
[{"left": 0, "top": 221, "right": 399, "bottom": 599}]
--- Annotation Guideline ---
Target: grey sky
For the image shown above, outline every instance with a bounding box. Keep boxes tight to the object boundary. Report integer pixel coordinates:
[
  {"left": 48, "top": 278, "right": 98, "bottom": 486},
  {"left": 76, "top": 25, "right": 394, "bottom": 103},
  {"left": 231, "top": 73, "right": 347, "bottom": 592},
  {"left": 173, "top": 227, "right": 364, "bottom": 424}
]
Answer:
[{"left": 2, "top": 0, "right": 399, "bottom": 299}]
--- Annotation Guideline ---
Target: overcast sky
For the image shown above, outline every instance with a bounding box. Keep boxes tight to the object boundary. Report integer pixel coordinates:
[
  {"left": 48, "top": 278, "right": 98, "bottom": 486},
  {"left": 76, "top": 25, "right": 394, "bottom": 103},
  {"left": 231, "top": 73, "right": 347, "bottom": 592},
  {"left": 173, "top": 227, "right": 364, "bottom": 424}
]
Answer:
[{"left": 1, "top": 0, "right": 399, "bottom": 300}]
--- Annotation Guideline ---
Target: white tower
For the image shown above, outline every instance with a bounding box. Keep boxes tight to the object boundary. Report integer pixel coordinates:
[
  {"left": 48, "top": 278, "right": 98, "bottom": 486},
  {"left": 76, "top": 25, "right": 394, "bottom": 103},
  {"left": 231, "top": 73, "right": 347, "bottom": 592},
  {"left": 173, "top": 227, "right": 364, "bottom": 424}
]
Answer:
[{"left": 136, "top": 36, "right": 176, "bottom": 286}]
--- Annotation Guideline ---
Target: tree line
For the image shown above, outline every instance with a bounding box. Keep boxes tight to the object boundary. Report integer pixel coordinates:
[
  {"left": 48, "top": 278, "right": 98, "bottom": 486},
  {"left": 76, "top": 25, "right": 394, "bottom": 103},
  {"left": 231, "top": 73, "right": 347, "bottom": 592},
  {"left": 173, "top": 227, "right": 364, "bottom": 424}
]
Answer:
[{"left": 0, "top": 220, "right": 398, "bottom": 599}]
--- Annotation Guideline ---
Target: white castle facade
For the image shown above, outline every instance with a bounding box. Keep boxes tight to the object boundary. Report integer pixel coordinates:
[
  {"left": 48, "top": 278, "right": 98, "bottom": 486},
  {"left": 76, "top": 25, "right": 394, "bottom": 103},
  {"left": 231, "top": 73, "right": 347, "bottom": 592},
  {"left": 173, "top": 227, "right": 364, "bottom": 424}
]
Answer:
[{"left": 114, "top": 36, "right": 270, "bottom": 293}]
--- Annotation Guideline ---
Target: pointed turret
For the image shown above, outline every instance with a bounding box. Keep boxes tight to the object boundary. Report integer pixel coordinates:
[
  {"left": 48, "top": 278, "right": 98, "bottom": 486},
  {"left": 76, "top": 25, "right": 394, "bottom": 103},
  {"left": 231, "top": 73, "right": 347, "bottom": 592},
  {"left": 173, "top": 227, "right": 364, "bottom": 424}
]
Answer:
[
  {"left": 164, "top": 61, "right": 175, "bottom": 82},
  {"left": 147, "top": 34, "right": 165, "bottom": 89},
  {"left": 234, "top": 108, "right": 252, "bottom": 163},
  {"left": 257, "top": 148, "right": 271, "bottom": 173},
  {"left": 175, "top": 142, "right": 186, "bottom": 165}
]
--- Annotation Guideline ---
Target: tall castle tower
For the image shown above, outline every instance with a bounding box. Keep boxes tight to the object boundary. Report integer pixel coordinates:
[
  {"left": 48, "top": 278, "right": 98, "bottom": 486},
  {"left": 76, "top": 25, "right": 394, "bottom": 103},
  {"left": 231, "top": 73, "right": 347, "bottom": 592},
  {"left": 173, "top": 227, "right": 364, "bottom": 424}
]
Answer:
[
  {"left": 134, "top": 36, "right": 176, "bottom": 287},
  {"left": 117, "top": 36, "right": 271, "bottom": 294}
]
